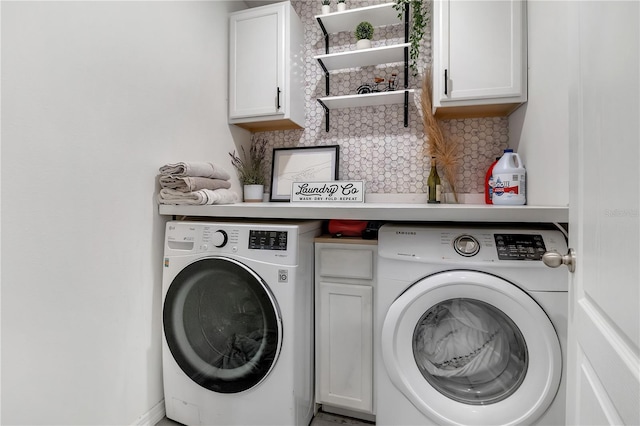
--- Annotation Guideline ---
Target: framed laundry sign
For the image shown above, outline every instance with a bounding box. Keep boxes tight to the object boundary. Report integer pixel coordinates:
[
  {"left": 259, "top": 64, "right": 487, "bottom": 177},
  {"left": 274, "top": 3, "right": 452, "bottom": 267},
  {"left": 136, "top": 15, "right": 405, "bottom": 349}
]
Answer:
[
  {"left": 270, "top": 145, "right": 339, "bottom": 202},
  {"left": 291, "top": 181, "right": 365, "bottom": 203}
]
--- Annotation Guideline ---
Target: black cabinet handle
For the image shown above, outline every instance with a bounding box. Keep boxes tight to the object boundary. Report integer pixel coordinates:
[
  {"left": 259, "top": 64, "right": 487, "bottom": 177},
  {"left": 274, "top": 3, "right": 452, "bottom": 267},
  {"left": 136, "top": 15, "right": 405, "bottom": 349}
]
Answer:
[
  {"left": 277, "top": 87, "right": 281, "bottom": 110},
  {"left": 444, "top": 69, "right": 448, "bottom": 95}
]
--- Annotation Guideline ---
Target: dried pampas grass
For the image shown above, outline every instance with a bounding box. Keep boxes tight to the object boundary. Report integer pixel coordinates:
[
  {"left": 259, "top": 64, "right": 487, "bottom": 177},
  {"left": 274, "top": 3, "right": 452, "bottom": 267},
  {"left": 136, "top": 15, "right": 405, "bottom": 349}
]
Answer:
[{"left": 421, "top": 68, "right": 460, "bottom": 203}]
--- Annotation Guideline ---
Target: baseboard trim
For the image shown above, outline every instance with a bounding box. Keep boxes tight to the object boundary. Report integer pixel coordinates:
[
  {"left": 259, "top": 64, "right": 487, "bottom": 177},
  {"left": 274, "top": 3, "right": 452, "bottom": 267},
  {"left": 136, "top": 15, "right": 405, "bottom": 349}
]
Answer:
[
  {"left": 320, "top": 405, "right": 376, "bottom": 423},
  {"left": 132, "top": 400, "right": 166, "bottom": 426}
]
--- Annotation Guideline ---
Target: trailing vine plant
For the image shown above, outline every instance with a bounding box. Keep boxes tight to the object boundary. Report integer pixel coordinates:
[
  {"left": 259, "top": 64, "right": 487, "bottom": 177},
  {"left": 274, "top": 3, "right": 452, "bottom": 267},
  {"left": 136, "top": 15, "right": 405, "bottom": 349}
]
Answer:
[{"left": 394, "top": 0, "right": 428, "bottom": 76}]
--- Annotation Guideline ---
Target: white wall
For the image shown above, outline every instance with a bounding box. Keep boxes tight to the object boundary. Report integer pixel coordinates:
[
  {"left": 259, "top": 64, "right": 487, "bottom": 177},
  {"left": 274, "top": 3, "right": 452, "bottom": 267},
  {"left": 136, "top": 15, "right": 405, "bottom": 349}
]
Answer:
[
  {"left": 1, "top": 1, "right": 249, "bottom": 424},
  {"left": 509, "top": 1, "right": 570, "bottom": 206}
]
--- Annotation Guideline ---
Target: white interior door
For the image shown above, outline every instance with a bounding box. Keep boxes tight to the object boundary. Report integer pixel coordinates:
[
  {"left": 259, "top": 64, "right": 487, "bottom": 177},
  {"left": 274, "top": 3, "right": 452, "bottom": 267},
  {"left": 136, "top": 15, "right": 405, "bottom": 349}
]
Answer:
[{"left": 566, "top": 2, "right": 640, "bottom": 424}]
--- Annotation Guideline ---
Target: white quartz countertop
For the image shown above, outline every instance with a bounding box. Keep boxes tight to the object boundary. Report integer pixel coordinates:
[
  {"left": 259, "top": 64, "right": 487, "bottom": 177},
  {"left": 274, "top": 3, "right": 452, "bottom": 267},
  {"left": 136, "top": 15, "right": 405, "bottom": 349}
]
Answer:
[{"left": 158, "top": 202, "right": 568, "bottom": 223}]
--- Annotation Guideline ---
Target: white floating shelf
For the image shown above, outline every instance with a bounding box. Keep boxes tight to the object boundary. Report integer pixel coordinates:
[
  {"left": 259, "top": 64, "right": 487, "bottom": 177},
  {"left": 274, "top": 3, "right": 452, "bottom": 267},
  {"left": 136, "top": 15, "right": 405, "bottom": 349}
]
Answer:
[
  {"left": 315, "top": 2, "right": 401, "bottom": 34},
  {"left": 158, "top": 203, "right": 569, "bottom": 224},
  {"left": 314, "top": 43, "right": 409, "bottom": 72},
  {"left": 318, "top": 90, "right": 414, "bottom": 110}
]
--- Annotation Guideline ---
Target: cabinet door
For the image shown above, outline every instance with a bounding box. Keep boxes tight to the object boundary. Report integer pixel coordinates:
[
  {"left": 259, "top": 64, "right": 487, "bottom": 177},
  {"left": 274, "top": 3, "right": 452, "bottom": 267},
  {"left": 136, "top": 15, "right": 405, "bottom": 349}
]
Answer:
[
  {"left": 435, "top": 0, "right": 525, "bottom": 103},
  {"left": 229, "top": 5, "right": 284, "bottom": 119},
  {"left": 317, "top": 281, "right": 373, "bottom": 413}
]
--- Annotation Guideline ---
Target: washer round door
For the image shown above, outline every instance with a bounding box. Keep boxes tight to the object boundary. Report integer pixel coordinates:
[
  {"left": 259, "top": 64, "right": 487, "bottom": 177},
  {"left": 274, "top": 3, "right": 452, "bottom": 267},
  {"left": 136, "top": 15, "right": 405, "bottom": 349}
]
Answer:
[
  {"left": 163, "top": 257, "right": 282, "bottom": 394},
  {"left": 382, "top": 271, "right": 562, "bottom": 425}
]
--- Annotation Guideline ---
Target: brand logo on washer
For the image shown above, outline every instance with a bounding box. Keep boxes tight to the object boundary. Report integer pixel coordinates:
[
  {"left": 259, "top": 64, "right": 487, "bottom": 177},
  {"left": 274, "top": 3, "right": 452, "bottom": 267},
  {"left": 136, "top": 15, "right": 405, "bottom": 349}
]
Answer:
[
  {"left": 395, "top": 231, "right": 416, "bottom": 235},
  {"left": 278, "top": 269, "right": 288, "bottom": 283}
]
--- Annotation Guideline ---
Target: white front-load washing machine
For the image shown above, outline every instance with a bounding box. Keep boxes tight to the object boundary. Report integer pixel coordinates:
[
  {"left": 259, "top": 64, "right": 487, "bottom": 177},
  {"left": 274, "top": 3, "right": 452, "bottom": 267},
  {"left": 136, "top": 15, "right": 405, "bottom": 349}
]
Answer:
[
  {"left": 376, "top": 224, "right": 568, "bottom": 426},
  {"left": 161, "top": 220, "right": 321, "bottom": 426}
]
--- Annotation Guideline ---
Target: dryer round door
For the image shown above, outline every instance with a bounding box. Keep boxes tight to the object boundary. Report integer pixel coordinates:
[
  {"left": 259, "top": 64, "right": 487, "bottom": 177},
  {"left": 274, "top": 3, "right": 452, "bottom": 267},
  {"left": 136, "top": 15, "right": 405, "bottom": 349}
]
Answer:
[
  {"left": 382, "top": 270, "right": 562, "bottom": 426},
  {"left": 163, "top": 257, "right": 282, "bottom": 394}
]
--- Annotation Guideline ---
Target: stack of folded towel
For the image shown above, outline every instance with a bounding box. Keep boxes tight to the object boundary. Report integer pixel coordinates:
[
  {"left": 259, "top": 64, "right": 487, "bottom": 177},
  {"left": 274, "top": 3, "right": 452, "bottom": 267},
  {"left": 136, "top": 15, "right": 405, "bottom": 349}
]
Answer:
[{"left": 157, "top": 162, "right": 239, "bottom": 205}]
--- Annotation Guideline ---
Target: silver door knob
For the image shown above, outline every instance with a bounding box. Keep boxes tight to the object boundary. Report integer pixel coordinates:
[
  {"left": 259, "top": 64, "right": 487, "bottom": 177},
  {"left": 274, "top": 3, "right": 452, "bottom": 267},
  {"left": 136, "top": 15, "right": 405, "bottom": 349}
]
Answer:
[{"left": 542, "top": 249, "right": 576, "bottom": 273}]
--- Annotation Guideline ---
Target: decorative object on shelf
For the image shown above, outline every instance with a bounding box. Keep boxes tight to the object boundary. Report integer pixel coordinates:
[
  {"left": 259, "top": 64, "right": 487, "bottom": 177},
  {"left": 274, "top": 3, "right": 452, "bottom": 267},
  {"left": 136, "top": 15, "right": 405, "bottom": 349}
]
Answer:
[
  {"left": 355, "top": 21, "right": 374, "bottom": 50},
  {"left": 387, "top": 72, "right": 397, "bottom": 91},
  {"left": 242, "top": 184, "right": 264, "bottom": 203},
  {"left": 421, "top": 68, "right": 460, "bottom": 202},
  {"left": 291, "top": 180, "right": 364, "bottom": 203},
  {"left": 356, "top": 73, "right": 398, "bottom": 94},
  {"left": 270, "top": 145, "right": 339, "bottom": 202},
  {"left": 157, "top": 161, "right": 237, "bottom": 205},
  {"left": 321, "top": 0, "right": 331, "bottom": 15},
  {"left": 394, "top": 0, "right": 428, "bottom": 76},
  {"left": 229, "top": 138, "right": 269, "bottom": 202},
  {"left": 427, "top": 156, "right": 442, "bottom": 203},
  {"left": 337, "top": 0, "right": 346, "bottom": 12}
]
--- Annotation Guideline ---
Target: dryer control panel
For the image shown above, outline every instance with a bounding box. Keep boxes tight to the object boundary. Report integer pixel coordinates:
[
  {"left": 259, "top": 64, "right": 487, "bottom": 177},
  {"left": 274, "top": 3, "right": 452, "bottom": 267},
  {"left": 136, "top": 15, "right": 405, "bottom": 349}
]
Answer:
[
  {"left": 378, "top": 224, "right": 566, "bottom": 265},
  {"left": 494, "top": 233, "right": 547, "bottom": 261},
  {"left": 452, "top": 233, "right": 548, "bottom": 260}
]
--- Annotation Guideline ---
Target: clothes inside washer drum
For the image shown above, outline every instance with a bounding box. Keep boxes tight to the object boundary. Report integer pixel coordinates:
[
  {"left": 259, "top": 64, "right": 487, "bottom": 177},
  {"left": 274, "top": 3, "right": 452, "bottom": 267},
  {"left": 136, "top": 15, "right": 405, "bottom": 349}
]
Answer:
[
  {"left": 414, "top": 299, "right": 510, "bottom": 384},
  {"left": 217, "top": 331, "right": 264, "bottom": 370}
]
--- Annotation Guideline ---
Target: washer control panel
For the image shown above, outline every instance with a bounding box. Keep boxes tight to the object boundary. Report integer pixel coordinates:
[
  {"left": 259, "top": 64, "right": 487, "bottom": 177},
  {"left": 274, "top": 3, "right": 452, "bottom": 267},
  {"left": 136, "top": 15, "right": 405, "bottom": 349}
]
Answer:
[
  {"left": 248, "top": 230, "right": 288, "bottom": 251},
  {"left": 163, "top": 220, "right": 323, "bottom": 266}
]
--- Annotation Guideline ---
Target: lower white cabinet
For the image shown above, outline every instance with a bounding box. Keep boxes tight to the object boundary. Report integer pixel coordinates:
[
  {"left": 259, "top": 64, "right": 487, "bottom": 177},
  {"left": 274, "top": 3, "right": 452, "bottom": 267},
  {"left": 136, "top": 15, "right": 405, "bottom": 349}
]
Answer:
[{"left": 314, "top": 238, "right": 377, "bottom": 417}]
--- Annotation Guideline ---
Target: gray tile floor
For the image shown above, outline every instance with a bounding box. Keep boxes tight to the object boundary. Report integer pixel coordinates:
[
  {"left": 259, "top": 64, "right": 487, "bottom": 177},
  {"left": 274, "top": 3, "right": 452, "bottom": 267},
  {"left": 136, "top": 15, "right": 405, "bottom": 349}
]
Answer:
[
  {"left": 155, "top": 417, "right": 181, "bottom": 426},
  {"left": 155, "top": 411, "right": 372, "bottom": 426},
  {"left": 310, "top": 412, "right": 373, "bottom": 426}
]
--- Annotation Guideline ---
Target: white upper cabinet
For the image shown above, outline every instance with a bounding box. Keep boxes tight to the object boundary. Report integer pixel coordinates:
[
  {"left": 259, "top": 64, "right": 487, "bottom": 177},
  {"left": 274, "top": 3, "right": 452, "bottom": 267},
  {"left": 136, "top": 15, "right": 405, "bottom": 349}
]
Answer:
[
  {"left": 432, "top": 0, "right": 527, "bottom": 119},
  {"left": 229, "top": 2, "right": 304, "bottom": 132}
]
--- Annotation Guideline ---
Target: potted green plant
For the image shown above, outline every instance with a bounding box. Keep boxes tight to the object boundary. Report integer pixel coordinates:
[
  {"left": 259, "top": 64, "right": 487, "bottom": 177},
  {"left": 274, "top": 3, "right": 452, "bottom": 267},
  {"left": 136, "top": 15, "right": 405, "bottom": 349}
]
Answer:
[
  {"left": 337, "top": 0, "right": 346, "bottom": 12},
  {"left": 229, "top": 138, "right": 268, "bottom": 202},
  {"left": 355, "top": 21, "right": 374, "bottom": 50},
  {"left": 321, "top": 0, "right": 331, "bottom": 15}
]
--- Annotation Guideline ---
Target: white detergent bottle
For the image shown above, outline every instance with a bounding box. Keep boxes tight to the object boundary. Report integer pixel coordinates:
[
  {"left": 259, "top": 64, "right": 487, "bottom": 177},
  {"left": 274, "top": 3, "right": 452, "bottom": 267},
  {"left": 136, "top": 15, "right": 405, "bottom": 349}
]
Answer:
[{"left": 492, "top": 149, "right": 526, "bottom": 205}]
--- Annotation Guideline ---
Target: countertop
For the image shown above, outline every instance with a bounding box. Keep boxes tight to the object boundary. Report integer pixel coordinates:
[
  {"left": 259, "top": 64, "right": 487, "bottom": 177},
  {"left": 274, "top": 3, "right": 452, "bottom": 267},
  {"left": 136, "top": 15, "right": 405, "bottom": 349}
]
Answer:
[{"left": 158, "top": 202, "right": 568, "bottom": 223}]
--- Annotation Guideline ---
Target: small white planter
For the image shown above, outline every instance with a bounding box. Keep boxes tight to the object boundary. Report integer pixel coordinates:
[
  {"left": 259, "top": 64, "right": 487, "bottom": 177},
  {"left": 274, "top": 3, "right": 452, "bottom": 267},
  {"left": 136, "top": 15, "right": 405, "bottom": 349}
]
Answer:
[
  {"left": 321, "top": 4, "right": 331, "bottom": 14},
  {"left": 243, "top": 184, "right": 264, "bottom": 203},
  {"left": 356, "top": 39, "right": 371, "bottom": 50},
  {"left": 337, "top": 2, "right": 346, "bottom": 11}
]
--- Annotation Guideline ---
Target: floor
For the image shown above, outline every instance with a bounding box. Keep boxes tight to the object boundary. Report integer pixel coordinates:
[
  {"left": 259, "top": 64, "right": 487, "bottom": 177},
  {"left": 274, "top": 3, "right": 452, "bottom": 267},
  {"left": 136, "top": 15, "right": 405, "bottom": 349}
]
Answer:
[{"left": 155, "top": 411, "right": 372, "bottom": 426}]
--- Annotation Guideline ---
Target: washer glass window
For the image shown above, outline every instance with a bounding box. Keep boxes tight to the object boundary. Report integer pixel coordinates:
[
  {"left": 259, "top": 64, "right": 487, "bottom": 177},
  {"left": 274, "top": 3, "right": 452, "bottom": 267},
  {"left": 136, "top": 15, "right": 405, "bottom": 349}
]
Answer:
[
  {"left": 412, "top": 298, "right": 528, "bottom": 405},
  {"left": 163, "top": 258, "right": 281, "bottom": 394}
]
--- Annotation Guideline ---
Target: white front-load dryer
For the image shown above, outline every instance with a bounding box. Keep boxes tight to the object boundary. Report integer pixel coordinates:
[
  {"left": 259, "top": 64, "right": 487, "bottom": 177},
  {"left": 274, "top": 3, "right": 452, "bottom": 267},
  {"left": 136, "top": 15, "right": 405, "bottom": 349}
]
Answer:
[
  {"left": 161, "top": 220, "right": 321, "bottom": 426},
  {"left": 376, "top": 224, "right": 568, "bottom": 426}
]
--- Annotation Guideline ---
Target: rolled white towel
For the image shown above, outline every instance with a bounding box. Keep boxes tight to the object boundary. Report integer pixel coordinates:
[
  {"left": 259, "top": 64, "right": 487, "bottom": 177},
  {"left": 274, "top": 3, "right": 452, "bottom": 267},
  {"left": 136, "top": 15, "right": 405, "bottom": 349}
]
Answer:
[
  {"left": 157, "top": 188, "right": 239, "bottom": 205},
  {"left": 159, "top": 162, "right": 231, "bottom": 180},
  {"left": 159, "top": 175, "right": 232, "bottom": 192}
]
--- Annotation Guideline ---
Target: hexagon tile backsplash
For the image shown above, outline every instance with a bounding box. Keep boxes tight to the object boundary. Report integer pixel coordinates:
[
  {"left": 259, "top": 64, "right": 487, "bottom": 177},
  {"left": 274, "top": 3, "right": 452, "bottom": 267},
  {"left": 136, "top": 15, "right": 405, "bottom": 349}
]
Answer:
[{"left": 253, "top": 0, "right": 509, "bottom": 197}]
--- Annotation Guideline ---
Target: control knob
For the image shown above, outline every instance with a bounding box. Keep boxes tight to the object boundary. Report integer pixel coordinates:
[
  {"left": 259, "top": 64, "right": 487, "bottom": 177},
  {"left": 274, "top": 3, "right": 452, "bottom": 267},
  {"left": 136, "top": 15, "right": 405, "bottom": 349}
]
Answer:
[
  {"left": 453, "top": 235, "right": 480, "bottom": 257},
  {"left": 211, "top": 230, "right": 228, "bottom": 248}
]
